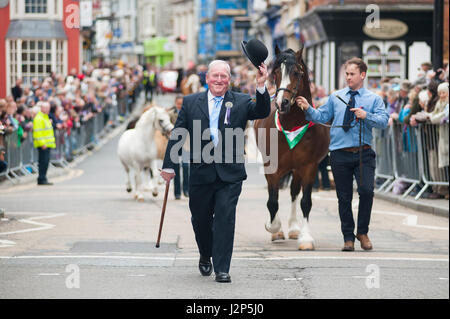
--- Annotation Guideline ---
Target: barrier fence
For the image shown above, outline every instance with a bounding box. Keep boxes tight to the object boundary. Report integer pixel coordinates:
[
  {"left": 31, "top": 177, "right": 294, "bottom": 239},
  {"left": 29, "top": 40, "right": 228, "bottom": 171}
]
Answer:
[
  {"left": 0, "top": 94, "right": 139, "bottom": 185},
  {"left": 374, "top": 122, "right": 449, "bottom": 200}
]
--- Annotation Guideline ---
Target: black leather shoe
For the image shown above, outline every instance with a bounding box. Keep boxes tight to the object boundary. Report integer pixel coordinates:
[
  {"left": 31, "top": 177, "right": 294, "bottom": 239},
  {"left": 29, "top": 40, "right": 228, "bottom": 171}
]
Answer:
[
  {"left": 215, "top": 272, "right": 231, "bottom": 283},
  {"left": 198, "top": 256, "right": 212, "bottom": 276}
]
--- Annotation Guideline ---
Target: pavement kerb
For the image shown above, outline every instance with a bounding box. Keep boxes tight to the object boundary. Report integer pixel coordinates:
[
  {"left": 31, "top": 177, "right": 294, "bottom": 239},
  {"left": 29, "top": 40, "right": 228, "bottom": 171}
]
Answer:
[{"left": 375, "top": 192, "right": 449, "bottom": 218}]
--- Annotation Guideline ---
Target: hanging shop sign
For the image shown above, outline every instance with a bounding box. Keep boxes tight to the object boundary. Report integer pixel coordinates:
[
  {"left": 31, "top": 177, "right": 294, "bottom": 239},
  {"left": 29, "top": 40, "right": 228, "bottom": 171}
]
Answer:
[{"left": 363, "top": 19, "right": 408, "bottom": 40}]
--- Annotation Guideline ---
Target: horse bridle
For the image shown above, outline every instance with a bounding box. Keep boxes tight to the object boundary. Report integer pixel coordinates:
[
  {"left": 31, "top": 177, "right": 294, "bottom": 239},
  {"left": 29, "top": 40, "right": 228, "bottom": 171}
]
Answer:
[{"left": 274, "top": 62, "right": 304, "bottom": 108}]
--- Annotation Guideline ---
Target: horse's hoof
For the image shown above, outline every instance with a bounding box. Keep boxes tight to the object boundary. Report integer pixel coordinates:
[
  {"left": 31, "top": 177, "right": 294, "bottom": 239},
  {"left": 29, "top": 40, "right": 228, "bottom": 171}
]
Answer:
[
  {"left": 138, "top": 197, "right": 145, "bottom": 203},
  {"left": 288, "top": 231, "right": 300, "bottom": 240},
  {"left": 271, "top": 231, "right": 285, "bottom": 241},
  {"left": 298, "top": 242, "right": 315, "bottom": 251},
  {"left": 126, "top": 187, "right": 132, "bottom": 193},
  {"left": 152, "top": 191, "right": 158, "bottom": 197}
]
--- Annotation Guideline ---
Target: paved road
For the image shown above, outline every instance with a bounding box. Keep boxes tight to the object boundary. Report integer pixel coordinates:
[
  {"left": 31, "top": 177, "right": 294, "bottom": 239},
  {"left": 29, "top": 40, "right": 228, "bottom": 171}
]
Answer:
[{"left": 0, "top": 93, "right": 448, "bottom": 300}]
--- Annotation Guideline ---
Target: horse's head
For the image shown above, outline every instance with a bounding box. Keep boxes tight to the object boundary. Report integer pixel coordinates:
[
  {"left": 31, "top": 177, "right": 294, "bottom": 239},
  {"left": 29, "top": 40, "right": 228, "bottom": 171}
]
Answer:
[
  {"left": 272, "top": 46, "right": 307, "bottom": 114},
  {"left": 136, "top": 106, "right": 174, "bottom": 136}
]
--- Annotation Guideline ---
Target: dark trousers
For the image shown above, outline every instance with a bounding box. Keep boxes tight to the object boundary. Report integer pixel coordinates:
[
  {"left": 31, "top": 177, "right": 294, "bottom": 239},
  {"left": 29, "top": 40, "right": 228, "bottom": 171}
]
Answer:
[
  {"left": 189, "top": 178, "right": 243, "bottom": 274},
  {"left": 330, "top": 148, "right": 376, "bottom": 242},
  {"left": 37, "top": 147, "right": 51, "bottom": 184},
  {"left": 173, "top": 162, "right": 189, "bottom": 197},
  {"left": 314, "top": 154, "right": 330, "bottom": 189}
]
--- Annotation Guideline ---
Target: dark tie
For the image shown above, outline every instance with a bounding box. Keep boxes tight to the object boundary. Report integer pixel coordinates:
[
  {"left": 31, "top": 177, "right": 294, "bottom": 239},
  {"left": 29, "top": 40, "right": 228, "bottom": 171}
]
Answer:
[{"left": 342, "top": 90, "right": 359, "bottom": 132}]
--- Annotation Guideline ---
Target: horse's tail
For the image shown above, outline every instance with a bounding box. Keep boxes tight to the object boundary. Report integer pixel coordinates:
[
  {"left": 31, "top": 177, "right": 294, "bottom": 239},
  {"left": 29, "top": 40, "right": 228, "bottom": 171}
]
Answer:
[{"left": 278, "top": 171, "right": 292, "bottom": 189}]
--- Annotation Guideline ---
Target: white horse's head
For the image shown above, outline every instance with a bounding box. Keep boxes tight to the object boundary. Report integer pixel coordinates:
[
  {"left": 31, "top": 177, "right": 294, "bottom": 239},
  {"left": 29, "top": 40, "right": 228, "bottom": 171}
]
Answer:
[{"left": 135, "top": 106, "right": 174, "bottom": 136}]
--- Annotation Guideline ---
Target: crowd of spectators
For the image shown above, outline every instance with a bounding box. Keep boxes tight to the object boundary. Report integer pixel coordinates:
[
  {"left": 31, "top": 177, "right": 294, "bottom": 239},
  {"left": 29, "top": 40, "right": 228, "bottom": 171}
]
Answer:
[
  {"left": 2, "top": 57, "right": 449, "bottom": 199},
  {"left": 0, "top": 62, "right": 144, "bottom": 164}
]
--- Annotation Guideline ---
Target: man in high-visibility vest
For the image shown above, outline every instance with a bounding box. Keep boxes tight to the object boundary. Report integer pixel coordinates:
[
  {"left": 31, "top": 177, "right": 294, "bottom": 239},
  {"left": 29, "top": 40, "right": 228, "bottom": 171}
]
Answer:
[{"left": 33, "top": 101, "right": 55, "bottom": 185}]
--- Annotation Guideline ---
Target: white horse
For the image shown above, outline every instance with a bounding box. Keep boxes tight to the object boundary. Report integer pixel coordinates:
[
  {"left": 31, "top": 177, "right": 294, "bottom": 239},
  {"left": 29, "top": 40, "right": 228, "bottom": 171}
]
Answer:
[{"left": 118, "top": 106, "right": 174, "bottom": 202}]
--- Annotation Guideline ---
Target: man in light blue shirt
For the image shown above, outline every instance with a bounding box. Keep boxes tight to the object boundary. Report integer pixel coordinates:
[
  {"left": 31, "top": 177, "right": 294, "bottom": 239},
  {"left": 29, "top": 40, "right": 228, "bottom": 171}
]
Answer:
[{"left": 297, "top": 58, "right": 389, "bottom": 252}]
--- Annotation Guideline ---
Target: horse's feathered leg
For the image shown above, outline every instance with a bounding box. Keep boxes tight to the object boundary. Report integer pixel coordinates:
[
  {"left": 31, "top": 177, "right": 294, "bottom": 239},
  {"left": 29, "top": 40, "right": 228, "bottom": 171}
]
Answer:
[
  {"left": 265, "top": 183, "right": 284, "bottom": 240},
  {"left": 298, "top": 169, "right": 316, "bottom": 250},
  {"left": 288, "top": 173, "right": 302, "bottom": 239}
]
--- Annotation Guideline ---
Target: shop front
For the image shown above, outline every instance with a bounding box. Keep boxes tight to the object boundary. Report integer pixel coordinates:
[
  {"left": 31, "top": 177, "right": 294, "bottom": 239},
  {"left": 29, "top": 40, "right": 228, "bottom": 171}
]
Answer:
[
  {"left": 297, "top": 4, "right": 433, "bottom": 92},
  {"left": 143, "top": 37, "right": 174, "bottom": 67}
]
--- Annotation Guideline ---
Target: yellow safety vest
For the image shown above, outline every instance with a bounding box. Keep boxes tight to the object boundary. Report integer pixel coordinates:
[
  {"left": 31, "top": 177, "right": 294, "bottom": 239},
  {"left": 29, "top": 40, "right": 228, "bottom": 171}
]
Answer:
[{"left": 33, "top": 111, "right": 56, "bottom": 149}]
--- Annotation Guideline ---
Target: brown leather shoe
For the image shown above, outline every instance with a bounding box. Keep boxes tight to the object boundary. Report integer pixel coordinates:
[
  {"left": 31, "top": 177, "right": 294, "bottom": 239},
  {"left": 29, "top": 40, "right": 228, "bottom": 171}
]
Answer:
[
  {"left": 356, "top": 234, "right": 373, "bottom": 251},
  {"left": 342, "top": 240, "right": 355, "bottom": 251}
]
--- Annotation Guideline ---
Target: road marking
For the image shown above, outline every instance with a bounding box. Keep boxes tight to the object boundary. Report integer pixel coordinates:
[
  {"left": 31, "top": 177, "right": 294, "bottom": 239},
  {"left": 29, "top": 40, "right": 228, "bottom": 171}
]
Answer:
[
  {"left": 0, "top": 240, "right": 15, "bottom": 248},
  {"left": 38, "top": 273, "right": 60, "bottom": 276},
  {"left": 127, "top": 274, "right": 146, "bottom": 277},
  {"left": 0, "top": 255, "right": 447, "bottom": 262},
  {"left": 283, "top": 278, "right": 302, "bottom": 281},
  {"left": 0, "top": 213, "right": 65, "bottom": 237},
  {"left": 439, "top": 278, "right": 449, "bottom": 280}
]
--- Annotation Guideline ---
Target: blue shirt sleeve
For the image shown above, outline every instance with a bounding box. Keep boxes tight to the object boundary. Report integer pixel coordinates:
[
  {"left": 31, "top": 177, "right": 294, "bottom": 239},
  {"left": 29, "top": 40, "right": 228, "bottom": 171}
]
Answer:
[
  {"left": 305, "top": 95, "right": 335, "bottom": 124},
  {"left": 365, "top": 95, "right": 389, "bottom": 129}
]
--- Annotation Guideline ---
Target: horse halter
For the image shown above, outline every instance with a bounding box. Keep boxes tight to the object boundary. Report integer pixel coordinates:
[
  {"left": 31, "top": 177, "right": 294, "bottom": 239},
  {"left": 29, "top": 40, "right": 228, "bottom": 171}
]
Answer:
[{"left": 274, "top": 61, "right": 304, "bottom": 110}]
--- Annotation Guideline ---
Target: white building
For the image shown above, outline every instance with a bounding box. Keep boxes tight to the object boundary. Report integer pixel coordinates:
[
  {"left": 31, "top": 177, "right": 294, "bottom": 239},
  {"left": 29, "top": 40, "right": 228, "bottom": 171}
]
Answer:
[{"left": 171, "top": 0, "right": 198, "bottom": 69}]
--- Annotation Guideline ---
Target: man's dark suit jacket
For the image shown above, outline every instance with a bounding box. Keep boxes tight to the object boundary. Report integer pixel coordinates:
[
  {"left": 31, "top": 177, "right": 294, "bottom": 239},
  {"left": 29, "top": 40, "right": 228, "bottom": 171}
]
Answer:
[{"left": 162, "top": 89, "right": 270, "bottom": 185}]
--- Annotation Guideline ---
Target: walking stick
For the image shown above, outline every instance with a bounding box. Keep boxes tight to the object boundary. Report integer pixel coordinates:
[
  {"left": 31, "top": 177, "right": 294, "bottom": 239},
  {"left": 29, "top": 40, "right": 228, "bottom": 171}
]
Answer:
[{"left": 155, "top": 180, "right": 170, "bottom": 248}]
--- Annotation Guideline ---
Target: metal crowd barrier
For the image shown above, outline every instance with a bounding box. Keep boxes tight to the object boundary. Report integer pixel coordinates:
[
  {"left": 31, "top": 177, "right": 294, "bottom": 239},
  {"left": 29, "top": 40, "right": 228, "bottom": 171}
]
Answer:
[
  {"left": 0, "top": 93, "right": 137, "bottom": 184},
  {"left": 373, "top": 121, "right": 449, "bottom": 200},
  {"left": 415, "top": 122, "right": 449, "bottom": 199},
  {"left": 373, "top": 126, "right": 394, "bottom": 192}
]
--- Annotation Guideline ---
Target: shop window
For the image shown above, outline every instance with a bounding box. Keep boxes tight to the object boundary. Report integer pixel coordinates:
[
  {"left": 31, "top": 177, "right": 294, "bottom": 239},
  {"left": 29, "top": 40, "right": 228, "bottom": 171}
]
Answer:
[
  {"left": 366, "top": 45, "right": 381, "bottom": 56},
  {"left": 8, "top": 39, "right": 65, "bottom": 87},
  {"left": 363, "top": 41, "right": 405, "bottom": 89}
]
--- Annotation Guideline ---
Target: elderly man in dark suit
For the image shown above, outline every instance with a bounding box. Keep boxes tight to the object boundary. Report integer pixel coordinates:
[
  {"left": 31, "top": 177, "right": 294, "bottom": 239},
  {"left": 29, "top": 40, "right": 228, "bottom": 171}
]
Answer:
[{"left": 161, "top": 60, "right": 270, "bottom": 283}]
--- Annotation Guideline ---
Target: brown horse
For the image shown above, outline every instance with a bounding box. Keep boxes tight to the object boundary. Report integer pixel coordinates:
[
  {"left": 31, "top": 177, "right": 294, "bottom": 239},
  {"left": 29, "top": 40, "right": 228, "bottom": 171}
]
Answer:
[{"left": 254, "top": 47, "right": 330, "bottom": 250}]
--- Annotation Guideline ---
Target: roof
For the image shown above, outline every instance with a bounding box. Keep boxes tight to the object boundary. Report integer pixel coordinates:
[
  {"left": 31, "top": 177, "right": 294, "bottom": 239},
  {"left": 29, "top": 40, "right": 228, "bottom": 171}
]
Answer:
[{"left": 6, "top": 20, "right": 67, "bottom": 39}]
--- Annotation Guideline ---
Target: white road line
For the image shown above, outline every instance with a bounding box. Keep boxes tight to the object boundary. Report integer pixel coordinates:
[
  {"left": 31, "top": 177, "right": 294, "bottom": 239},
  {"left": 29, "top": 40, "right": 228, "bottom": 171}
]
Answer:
[
  {"left": 439, "top": 278, "right": 449, "bottom": 280},
  {"left": 127, "top": 274, "right": 146, "bottom": 277},
  {"left": 283, "top": 278, "right": 302, "bottom": 281},
  {"left": 38, "top": 273, "right": 60, "bottom": 276},
  {"left": 0, "top": 255, "right": 447, "bottom": 262},
  {"left": 0, "top": 240, "right": 15, "bottom": 248},
  {"left": 0, "top": 213, "right": 65, "bottom": 237}
]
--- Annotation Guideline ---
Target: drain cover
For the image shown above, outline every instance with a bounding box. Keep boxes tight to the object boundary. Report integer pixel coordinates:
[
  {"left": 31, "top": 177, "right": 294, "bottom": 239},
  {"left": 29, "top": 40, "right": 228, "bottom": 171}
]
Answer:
[{"left": 70, "top": 241, "right": 177, "bottom": 253}]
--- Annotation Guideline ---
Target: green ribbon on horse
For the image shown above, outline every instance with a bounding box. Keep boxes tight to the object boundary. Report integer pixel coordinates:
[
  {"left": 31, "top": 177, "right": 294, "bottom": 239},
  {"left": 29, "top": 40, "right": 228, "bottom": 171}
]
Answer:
[{"left": 275, "top": 110, "right": 314, "bottom": 150}]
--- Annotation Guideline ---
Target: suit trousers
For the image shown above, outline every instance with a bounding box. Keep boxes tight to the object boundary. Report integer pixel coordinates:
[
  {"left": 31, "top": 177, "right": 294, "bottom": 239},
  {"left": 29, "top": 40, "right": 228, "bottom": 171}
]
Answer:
[
  {"left": 37, "top": 147, "right": 51, "bottom": 184},
  {"left": 189, "top": 177, "right": 243, "bottom": 274},
  {"left": 330, "top": 148, "right": 376, "bottom": 242},
  {"left": 173, "top": 162, "right": 189, "bottom": 197}
]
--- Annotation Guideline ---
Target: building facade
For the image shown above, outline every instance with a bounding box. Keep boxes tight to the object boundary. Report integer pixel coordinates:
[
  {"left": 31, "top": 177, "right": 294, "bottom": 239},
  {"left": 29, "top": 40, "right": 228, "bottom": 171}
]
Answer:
[
  {"left": 299, "top": 0, "right": 434, "bottom": 92},
  {"left": 0, "top": 0, "right": 81, "bottom": 98},
  {"left": 108, "top": 0, "right": 140, "bottom": 64},
  {"left": 198, "top": 0, "right": 251, "bottom": 62},
  {"left": 138, "top": 0, "right": 173, "bottom": 66},
  {"left": 249, "top": 0, "right": 438, "bottom": 93},
  {"left": 171, "top": 0, "right": 198, "bottom": 69}
]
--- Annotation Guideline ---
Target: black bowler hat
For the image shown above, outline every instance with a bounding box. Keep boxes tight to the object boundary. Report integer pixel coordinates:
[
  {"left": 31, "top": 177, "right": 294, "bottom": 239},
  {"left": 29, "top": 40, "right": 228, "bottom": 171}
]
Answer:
[{"left": 241, "top": 39, "right": 268, "bottom": 68}]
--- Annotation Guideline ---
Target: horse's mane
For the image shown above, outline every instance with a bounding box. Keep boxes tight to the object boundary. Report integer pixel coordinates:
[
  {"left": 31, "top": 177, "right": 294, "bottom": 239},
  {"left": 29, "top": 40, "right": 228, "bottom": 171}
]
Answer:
[{"left": 135, "top": 107, "right": 157, "bottom": 129}]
